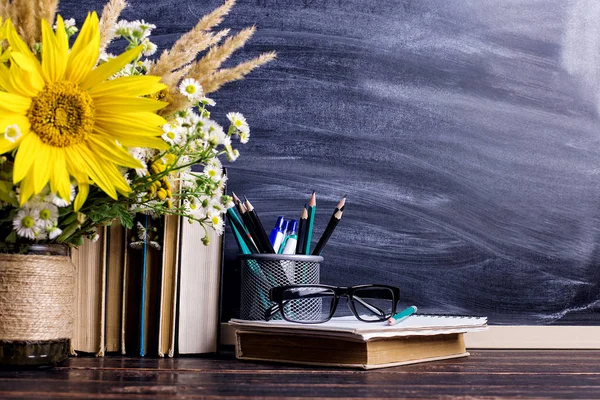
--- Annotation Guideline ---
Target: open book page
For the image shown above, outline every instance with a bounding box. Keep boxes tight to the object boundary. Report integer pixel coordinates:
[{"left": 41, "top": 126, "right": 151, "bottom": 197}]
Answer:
[{"left": 230, "top": 315, "right": 488, "bottom": 341}]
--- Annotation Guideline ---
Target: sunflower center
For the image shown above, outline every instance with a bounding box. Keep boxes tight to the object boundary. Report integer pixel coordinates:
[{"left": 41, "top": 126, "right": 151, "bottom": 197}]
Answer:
[{"left": 28, "top": 81, "right": 95, "bottom": 148}]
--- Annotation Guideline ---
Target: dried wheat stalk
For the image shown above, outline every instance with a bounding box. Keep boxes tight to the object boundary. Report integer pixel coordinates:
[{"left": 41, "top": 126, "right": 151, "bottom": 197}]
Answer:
[
  {"left": 151, "top": 28, "right": 229, "bottom": 80},
  {"left": 201, "top": 51, "right": 276, "bottom": 94},
  {"left": 37, "top": 0, "right": 58, "bottom": 26},
  {"left": 0, "top": 0, "right": 58, "bottom": 46},
  {"left": 188, "top": 26, "right": 255, "bottom": 83},
  {"left": 13, "top": 0, "right": 38, "bottom": 46},
  {"left": 99, "top": 0, "right": 127, "bottom": 54},
  {"left": 150, "top": 0, "right": 235, "bottom": 81}
]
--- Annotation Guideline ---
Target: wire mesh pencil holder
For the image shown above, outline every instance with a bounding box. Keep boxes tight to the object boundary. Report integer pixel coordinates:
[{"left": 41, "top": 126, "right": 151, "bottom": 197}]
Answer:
[{"left": 239, "top": 254, "right": 323, "bottom": 321}]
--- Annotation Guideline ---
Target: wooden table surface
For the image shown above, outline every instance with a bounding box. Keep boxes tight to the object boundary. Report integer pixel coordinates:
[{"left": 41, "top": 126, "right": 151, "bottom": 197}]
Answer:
[{"left": 0, "top": 350, "right": 599, "bottom": 399}]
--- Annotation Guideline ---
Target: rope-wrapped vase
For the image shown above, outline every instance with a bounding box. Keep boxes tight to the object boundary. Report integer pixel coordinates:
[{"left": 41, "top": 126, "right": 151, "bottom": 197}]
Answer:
[{"left": 0, "top": 245, "right": 74, "bottom": 367}]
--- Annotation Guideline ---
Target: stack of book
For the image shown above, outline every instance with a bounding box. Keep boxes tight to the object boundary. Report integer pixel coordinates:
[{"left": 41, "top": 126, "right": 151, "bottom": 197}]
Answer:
[
  {"left": 230, "top": 315, "right": 488, "bottom": 370},
  {"left": 70, "top": 214, "right": 224, "bottom": 357}
]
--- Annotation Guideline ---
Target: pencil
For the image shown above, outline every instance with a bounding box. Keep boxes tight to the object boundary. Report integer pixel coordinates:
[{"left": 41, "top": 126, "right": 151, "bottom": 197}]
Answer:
[
  {"left": 226, "top": 207, "right": 258, "bottom": 254},
  {"left": 312, "top": 209, "right": 342, "bottom": 255},
  {"left": 312, "top": 195, "right": 345, "bottom": 255},
  {"left": 295, "top": 205, "right": 308, "bottom": 255},
  {"left": 304, "top": 191, "right": 316, "bottom": 255},
  {"left": 244, "top": 197, "right": 275, "bottom": 254},
  {"left": 234, "top": 194, "right": 264, "bottom": 253},
  {"left": 335, "top": 195, "right": 346, "bottom": 213}
]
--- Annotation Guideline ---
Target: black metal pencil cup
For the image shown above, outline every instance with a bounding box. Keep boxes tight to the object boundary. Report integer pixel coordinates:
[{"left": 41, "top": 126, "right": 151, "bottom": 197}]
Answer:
[{"left": 239, "top": 254, "right": 323, "bottom": 321}]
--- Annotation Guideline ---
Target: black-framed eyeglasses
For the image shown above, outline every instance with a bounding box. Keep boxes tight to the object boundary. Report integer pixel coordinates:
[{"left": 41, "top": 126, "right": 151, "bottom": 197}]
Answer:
[{"left": 265, "top": 284, "right": 400, "bottom": 324}]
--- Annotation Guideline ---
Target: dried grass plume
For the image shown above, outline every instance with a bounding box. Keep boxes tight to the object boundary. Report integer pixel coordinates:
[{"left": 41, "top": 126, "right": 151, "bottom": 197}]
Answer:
[{"left": 99, "top": 0, "right": 127, "bottom": 54}]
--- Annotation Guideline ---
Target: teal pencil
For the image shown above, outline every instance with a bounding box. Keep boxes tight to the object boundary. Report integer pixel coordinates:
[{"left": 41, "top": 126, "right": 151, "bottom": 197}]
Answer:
[
  {"left": 387, "top": 306, "right": 418, "bottom": 326},
  {"left": 304, "top": 191, "right": 316, "bottom": 255},
  {"left": 230, "top": 216, "right": 251, "bottom": 254},
  {"left": 227, "top": 207, "right": 258, "bottom": 253}
]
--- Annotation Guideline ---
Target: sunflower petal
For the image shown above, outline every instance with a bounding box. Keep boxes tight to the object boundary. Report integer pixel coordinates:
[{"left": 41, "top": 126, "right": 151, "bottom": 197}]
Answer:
[
  {"left": 81, "top": 45, "right": 144, "bottom": 90},
  {"left": 0, "top": 92, "right": 31, "bottom": 115},
  {"left": 93, "top": 128, "right": 170, "bottom": 150},
  {"left": 50, "top": 149, "right": 72, "bottom": 202},
  {"left": 4, "top": 20, "right": 43, "bottom": 79},
  {"left": 32, "top": 144, "right": 52, "bottom": 194},
  {"left": 95, "top": 111, "right": 166, "bottom": 129},
  {"left": 65, "top": 12, "right": 100, "bottom": 83},
  {"left": 0, "top": 137, "right": 22, "bottom": 154},
  {"left": 88, "top": 75, "right": 167, "bottom": 98},
  {"left": 13, "top": 133, "right": 40, "bottom": 184},
  {"left": 94, "top": 97, "right": 169, "bottom": 113},
  {"left": 54, "top": 16, "right": 69, "bottom": 57},
  {"left": 73, "top": 182, "right": 89, "bottom": 212},
  {"left": 72, "top": 145, "right": 117, "bottom": 199},
  {"left": 41, "top": 18, "right": 67, "bottom": 82},
  {"left": 87, "top": 135, "right": 143, "bottom": 169},
  {"left": 18, "top": 175, "right": 35, "bottom": 205}
]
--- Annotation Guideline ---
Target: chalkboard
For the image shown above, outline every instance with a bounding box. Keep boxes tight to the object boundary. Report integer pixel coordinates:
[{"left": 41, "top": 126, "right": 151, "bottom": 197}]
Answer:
[{"left": 60, "top": 0, "right": 600, "bottom": 325}]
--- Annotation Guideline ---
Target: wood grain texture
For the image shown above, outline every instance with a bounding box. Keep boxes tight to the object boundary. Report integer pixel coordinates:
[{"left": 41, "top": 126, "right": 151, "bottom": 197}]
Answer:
[
  {"left": 57, "top": 0, "right": 600, "bottom": 325},
  {"left": 0, "top": 351, "right": 600, "bottom": 398}
]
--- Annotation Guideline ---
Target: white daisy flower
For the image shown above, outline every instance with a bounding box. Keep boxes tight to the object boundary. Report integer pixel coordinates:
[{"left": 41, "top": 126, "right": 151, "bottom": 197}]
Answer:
[
  {"left": 45, "top": 185, "right": 75, "bottom": 207},
  {"left": 203, "top": 120, "right": 226, "bottom": 146},
  {"left": 225, "top": 145, "right": 240, "bottom": 162},
  {"left": 142, "top": 39, "right": 157, "bottom": 56},
  {"left": 203, "top": 164, "right": 222, "bottom": 181},
  {"left": 208, "top": 212, "right": 224, "bottom": 235},
  {"left": 12, "top": 208, "right": 41, "bottom": 240},
  {"left": 161, "top": 123, "right": 186, "bottom": 145},
  {"left": 4, "top": 124, "right": 21, "bottom": 142},
  {"left": 129, "top": 148, "right": 150, "bottom": 177},
  {"left": 129, "top": 20, "right": 154, "bottom": 40},
  {"left": 98, "top": 51, "right": 114, "bottom": 64},
  {"left": 114, "top": 20, "right": 132, "bottom": 37},
  {"left": 179, "top": 78, "right": 203, "bottom": 101},
  {"left": 47, "top": 225, "right": 63, "bottom": 240},
  {"left": 91, "top": 232, "right": 100, "bottom": 243},
  {"left": 184, "top": 199, "right": 206, "bottom": 219},
  {"left": 226, "top": 112, "right": 248, "bottom": 130},
  {"left": 179, "top": 171, "right": 196, "bottom": 189},
  {"left": 200, "top": 96, "right": 216, "bottom": 106},
  {"left": 63, "top": 18, "right": 77, "bottom": 29},
  {"left": 222, "top": 196, "right": 235, "bottom": 210},
  {"left": 137, "top": 20, "right": 157, "bottom": 32},
  {"left": 239, "top": 130, "right": 250, "bottom": 144},
  {"left": 34, "top": 202, "right": 59, "bottom": 229}
]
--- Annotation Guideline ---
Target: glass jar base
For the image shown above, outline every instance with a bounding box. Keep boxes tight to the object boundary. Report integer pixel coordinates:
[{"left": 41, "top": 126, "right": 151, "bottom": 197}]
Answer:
[{"left": 0, "top": 339, "right": 70, "bottom": 368}]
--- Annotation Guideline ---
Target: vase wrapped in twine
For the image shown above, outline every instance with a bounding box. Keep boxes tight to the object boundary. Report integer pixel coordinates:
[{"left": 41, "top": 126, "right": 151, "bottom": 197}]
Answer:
[{"left": 0, "top": 253, "right": 75, "bottom": 342}]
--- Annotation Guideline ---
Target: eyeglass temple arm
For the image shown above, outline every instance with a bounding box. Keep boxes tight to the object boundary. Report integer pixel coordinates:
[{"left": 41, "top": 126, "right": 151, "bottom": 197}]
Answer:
[
  {"left": 264, "top": 303, "right": 281, "bottom": 321},
  {"left": 353, "top": 295, "right": 386, "bottom": 317}
]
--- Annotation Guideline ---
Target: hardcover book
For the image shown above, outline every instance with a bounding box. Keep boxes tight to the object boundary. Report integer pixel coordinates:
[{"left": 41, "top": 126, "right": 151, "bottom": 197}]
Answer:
[{"left": 231, "top": 315, "right": 487, "bottom": 370}]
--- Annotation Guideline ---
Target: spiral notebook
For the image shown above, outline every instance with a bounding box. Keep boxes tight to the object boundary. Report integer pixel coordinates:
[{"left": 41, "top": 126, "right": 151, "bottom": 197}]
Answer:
[{"left": 230, "top": 314, "right": 488, "bottom": 341}]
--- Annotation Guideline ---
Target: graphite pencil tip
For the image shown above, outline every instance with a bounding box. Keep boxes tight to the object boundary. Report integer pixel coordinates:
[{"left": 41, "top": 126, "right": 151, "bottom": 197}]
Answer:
[{"left": 231, "top": 192, "right": 241, "bottom": 204}]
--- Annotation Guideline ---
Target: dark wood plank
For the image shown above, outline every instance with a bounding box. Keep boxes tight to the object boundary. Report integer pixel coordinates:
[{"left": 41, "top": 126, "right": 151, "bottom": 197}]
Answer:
[{"left": 0, "top": 351, "right": 599, "bottom": 399}]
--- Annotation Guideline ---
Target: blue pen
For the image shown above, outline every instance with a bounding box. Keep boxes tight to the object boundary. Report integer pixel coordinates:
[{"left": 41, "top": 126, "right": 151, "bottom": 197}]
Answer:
[
  {"left": 280, "top": 219, "right": 299, "bottom": 255},
  {"left": 269, "top": 216, "right": 287, "bottom": 253},
  {"left": 387, "top": 305, "right": 417, "bottom": 326}
]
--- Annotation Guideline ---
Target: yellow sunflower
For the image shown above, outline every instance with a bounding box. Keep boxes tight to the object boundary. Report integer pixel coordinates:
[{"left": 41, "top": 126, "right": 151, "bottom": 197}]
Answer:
[{"left": 0, "top": 13, "right": 169, "bottom": 211}]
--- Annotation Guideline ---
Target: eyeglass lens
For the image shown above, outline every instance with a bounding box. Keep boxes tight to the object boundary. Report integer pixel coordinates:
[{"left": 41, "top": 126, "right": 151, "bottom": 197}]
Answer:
[
  {"left": 280, "top": 286, "right": 396, "bottom": 323},
  {"left": 351, "top": 286, "right": 395, "bottom": 321},
  {"left": 281, "top": 287, "right": 335, "bottom": 323}
]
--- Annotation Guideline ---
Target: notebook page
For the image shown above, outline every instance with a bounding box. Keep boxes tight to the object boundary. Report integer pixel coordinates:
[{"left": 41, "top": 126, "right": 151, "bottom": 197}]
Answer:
[{"left": 230, "top": 315, "right": 488, "bottom": 340}]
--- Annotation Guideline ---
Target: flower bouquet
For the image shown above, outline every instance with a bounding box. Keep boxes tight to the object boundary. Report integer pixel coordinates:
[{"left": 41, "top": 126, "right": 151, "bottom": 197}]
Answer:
[{"left": 0, "top": 0, "right": 274, "bottom": 366}]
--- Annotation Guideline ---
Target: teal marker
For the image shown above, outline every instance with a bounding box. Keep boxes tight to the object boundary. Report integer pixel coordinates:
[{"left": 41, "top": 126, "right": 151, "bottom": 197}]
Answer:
[{"left": 387, "top": 305, "right": 417, "bottom": 326}]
